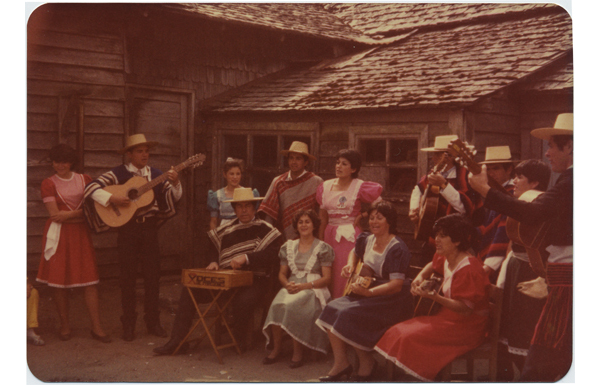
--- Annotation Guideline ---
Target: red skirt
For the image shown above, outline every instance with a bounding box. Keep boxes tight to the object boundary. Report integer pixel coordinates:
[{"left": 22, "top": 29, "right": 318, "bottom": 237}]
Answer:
[
  {"left": 36, "top": 220, "right": 99, "bottom": 288},
  {"left": 375, "top": 308, "right": 488, "bottom": 381}
]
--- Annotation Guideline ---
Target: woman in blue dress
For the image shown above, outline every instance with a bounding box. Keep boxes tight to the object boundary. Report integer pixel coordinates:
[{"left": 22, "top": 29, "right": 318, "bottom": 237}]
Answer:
[
  {"left": 316, "top": 201, "right": 413, "bottom": 382},
  {"left": 207, "top": 158, "right": 259, "bottom": 229}
]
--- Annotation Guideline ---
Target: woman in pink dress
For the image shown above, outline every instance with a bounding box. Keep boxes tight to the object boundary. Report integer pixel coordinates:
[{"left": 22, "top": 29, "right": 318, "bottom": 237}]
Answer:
[
  {"left": 36, "top": 144, "right": 110, "bottom": 343},
  {"left": 375, "top": 214, "right": 490, "bottom": 381},
  {"left": 317, "top": 149, "right": 382, "bottom": 298}
]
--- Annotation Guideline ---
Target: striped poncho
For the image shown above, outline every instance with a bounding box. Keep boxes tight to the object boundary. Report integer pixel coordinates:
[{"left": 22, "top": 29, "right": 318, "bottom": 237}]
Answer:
[{"left": 258, "top": 171, "right": 323, "bottom": 240}]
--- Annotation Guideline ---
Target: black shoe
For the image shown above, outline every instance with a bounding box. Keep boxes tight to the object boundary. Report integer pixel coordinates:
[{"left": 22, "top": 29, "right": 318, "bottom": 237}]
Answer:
[
  {"left": 90, "top": 331, "right": 112, "bottom": 343},
  {"left": 262, "top": 355, "right": 280, "bottom": 365},
  {"left": 123, "top": 327, "right": 135, "bottom": 342},
  {"left": 153, "top": 339, "right": 189, "bottom": 356},
  {"left": 147, "top": 323, "right": 168, "bottom": 338},
  {"left": 319, "top": 365, "right": 353, "bottom": 382},
  {"left": 349, "top": 361, "right": 378, "bottom": 382},
  {"left": 289, "top": 358, "right": 304, "bottom": 369}
]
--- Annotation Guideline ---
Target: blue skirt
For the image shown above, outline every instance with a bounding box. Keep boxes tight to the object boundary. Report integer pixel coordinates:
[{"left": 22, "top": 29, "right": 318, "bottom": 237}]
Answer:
[{"left": 316, "top": 284, "right": 413, "bottom": 351}]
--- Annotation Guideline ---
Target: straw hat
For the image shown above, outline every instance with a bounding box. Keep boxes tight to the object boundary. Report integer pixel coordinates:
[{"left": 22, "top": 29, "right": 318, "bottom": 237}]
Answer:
[
  {"left": 223, "top": 187, "right": 264, "bottom": 203},
  {"left": 480, "top": 146, "right": 519, "bottom": 164},
  {"left": 421, "top": 135, "right": 459, "bottom": 152},
  {"left": 530, "top": 113, "right": 573, "bottom": 141},
  {"left": 119, "top": 134, "right": 159, "bottom": 154},
  {"left": 280, "top": 141, "right": 316, "bottom": 160}
]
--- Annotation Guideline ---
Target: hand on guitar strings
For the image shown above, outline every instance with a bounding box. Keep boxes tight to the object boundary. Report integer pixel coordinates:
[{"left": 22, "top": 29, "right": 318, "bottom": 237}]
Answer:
[
  {"left": 108, "top": 194, "right": 130, "bottom": 207},
  {"left": 341, "top": 263, "right": 354, "bottom": 278},
  {"left": 349, "top": 281, "right": 372, "bottom": 297},
  {"left": 427, "top": 172, "right": 447, "bottom": 187},
  {"left": 411, "top": 284, "right": 437, "bottom": 300},
  {"left": 166, "top": 167, "right": 180, "bottom": 186},
  {"left": 410, "top": 276, "right": 424, "bottom": 296}
]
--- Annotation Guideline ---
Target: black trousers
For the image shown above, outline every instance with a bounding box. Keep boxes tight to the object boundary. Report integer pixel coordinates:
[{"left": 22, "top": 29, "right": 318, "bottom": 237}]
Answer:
[
  {"left": 169, "top": 275, "right": 269, "bottom": 343},
  {"left": 117, "top": 217, "right": 161, "bottom": 328}
]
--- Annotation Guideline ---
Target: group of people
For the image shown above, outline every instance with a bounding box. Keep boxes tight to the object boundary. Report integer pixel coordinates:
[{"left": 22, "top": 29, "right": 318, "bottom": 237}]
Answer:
[{"left": 30, "top": 112, "right": 573, "bottom": 382}]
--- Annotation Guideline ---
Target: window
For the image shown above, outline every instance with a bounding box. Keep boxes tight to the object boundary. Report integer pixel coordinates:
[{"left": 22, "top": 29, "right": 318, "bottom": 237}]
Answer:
[
  {"left": 357, "top": 136, "right": 420, "bottom": 196},
  {"left": 217, "top": 131, "right": 316, "bottom": 195}
]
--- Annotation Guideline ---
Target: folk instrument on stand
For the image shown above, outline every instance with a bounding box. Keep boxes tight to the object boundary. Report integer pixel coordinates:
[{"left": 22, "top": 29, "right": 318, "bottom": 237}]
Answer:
[
  {"left": 414, "top": 157, "right": 450, "bottom": 241},
  {"left": 447, "top": 138, "right": 550, "bottom": 278},
  {"left": 94, "top": 153, "right": 206, "bottom": 227}
]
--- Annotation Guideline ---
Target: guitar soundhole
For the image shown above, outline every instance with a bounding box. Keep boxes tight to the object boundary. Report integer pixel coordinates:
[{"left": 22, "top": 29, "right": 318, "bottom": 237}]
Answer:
[{"left": 127, "top": 188, "right": 139, "bottom": 201}]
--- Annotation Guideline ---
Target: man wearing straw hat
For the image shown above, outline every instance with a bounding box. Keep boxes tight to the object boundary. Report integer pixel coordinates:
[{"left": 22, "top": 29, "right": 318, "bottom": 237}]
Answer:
[
  {"left": 409, "top": 135, "right": 479, "bottom": 261},
  {"left": 475, "top": 146, "right": 519, "bottom": 282},
  {"left": 84, "top": 134, "right": 182, "bottom": 341},
  {"left": 469, "top": 113, "right": 573, "bottom": 381},
  {"left": 258, "top": 141, "right": 323, "bottom": 240},
  {"left": 154, "top": 187, "right": 282, "bottom": 355}
]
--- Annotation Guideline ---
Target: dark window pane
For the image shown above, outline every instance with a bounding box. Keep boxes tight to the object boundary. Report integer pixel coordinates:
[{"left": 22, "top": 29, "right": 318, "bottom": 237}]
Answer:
[
  {"left": 389, "top": 167, "right": 418, "bottom": 194},
  {"left": 223, "top": 134, "right": 247, "bottom": 163},
  {"left": 390, "top": 139, "right": 418, "bottom": 165},
  {"left": 362, "top": 139, "right": 386, "bottom": 163},
  {"left": 253, "top": 135, "right": 278, "bottom": 168},
  {"left": 251, "top": 170, "right": 279, "bottom": 197}
]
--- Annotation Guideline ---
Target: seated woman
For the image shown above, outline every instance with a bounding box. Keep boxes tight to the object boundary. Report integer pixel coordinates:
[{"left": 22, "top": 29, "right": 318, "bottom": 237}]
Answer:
[
  {"left": 375, "top": 213, "right": 490, "bottom": 381},
  {"left": 316, "top": 201, "right": 413, "bottom": 382},
  {"left": 207, "top": 158, "right": 259, "bottom": 229},
  {"left": 262, "top": 209, "right": 334, "bottom": 369}
]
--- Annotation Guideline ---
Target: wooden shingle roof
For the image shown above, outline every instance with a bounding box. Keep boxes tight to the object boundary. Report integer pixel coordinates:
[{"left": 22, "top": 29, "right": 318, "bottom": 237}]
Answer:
[{"left": 203, "top": 9, "right": 572, "bottom": 113}]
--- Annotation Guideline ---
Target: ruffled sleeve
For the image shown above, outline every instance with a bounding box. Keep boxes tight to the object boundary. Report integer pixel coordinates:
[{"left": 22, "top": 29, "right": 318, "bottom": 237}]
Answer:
[
  {"left": 315, "top": 182, "right": 324, "bottom": 207},
  {"left": 41, "top": 178, "right": 56, "bottom": 203},
  {"left": 317, "top": 241, "right": 335, "bottom": 267},
  {"left": 432, "top": 253, "right": 446, "bottom": 276},
  {"left": 358, "top": 181, "right": 383, "bottom": 204},
  {"left": 279, "top": 242, "right": 289, "bottom": 266},
  {"left": 451, "top": 258, "right": 490, "bottom": 309},
  {"left": 207, "top": 190, "right": 219, "bottom": 217}
]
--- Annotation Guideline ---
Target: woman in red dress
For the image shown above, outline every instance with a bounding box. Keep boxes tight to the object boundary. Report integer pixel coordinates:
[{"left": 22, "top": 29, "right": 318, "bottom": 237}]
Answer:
[
  {"left": 375, "top": 214, "right": 490, "bottom": 381},
  {"left": 36, "top": 144, "right": 110, "bottom": 343}
]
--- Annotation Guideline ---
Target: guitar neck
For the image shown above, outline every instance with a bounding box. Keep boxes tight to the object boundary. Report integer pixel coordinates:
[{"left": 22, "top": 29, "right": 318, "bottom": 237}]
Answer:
[{"left": 137, "top": 162, "right": 188, "bottom": 195}]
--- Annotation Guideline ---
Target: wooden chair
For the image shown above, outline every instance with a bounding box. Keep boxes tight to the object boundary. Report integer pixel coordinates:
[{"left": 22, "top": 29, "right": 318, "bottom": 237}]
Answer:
[{"left": 438, "top": 284, "right": 504, "bottom": 382}]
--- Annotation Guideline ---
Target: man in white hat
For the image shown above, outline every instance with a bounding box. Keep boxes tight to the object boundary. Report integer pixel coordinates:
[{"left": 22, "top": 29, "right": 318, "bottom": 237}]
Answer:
[
  {"left": 84, "top": 134, "right": 182, "bottom": 341},
  {"left": 475, "top": 146, "right": 519, "bottom": 281},
  {"left": 154, "top": 188, "right": 282, "bottom": 355},
  {"left": 258, "top": 141, "right": 323, "bottom": 240},
  {"left": 409, "top": 135, "right": 479, "bottom": 260},
  {"left": 469, "top": 113, "right": 573, "bottom": 381}
]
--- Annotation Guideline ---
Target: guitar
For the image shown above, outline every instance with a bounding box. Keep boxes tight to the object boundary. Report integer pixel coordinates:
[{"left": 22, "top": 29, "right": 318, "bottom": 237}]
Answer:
[
  {"left": 414, "top": 159, "right": 450, "bottom": 241},
  {"left": 342, "top": 260, "right": 376, "bottom": 297},
  {"left": 447, "top": 139, "right": 550, "bottom": 277},
  {"left": 94, "top": 153, "right": 206, "bottom": 227},
  {"left": 413, "top": 272, "right": 443, "bottom": 317}
]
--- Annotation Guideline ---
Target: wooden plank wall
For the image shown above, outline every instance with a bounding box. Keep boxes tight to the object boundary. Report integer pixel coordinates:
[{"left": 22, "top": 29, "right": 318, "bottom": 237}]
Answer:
[{"left": 27, "top": 5, "right": 127, "bottom": 279}]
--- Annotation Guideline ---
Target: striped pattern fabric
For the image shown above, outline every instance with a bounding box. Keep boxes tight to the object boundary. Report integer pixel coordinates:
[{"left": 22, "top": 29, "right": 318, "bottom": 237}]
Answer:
[
  {"left": 83, "top": 164, "right": 177, "bottom": 233},
  {"left": 207, "top": 218, "right": 282, "bottom": 269}
]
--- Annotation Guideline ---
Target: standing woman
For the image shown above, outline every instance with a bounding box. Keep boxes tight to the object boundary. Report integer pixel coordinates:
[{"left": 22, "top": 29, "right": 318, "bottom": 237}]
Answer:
[
  {"left": 316, "top": 201, "right": 413, "bottom": 381},
  {"left": 375, "top": 214, "right": 490, "bottom": 381},
  {"left": 36, "top": 144, "right": 110, "bottom": 342},
  {"left": 207, "top": 158, "right": 259, "bottom": 229},
  {"left": 262, "top": 209, "right": 334, "bottom": 368},
  {"left": 317, "top": 149, "right": 382, "bottom": 298}
]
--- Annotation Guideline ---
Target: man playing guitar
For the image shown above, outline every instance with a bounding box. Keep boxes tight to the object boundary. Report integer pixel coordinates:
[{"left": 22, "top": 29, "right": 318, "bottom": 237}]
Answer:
[
  {"left": 469, "top": 113, "right": 573, "bottom": 382},
  {"left": 409, "top": 135, "right": 479, "bottom": 261},
  {"left": 84, "top": 134, "right": 182, "bottom": 341}
]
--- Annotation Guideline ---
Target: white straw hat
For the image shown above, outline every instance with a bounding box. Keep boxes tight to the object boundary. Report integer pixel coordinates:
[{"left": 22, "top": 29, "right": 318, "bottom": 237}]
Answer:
[
  {"left": 223, "top": 187, "right": 264, "bottom": 203},
  {"left": 479, "top": 146, "right": 519, "bottom": 164},
  {"left": 119, "top": 134, "right": 159, "bottom": 154},
  {"left": 280, "top": 141, "right": 316, "bottom": 160},
  {"left": 421, "top": 135, "right": 459, "bottom": 152},
  {"left": 530, "top": 113, "right": 573, "bottom": 141}
]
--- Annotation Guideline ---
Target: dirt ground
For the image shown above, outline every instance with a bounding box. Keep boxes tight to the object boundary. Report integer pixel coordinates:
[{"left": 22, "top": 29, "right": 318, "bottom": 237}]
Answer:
[{"left": 26, "top": 276, "right": 372, "bottom": 383}]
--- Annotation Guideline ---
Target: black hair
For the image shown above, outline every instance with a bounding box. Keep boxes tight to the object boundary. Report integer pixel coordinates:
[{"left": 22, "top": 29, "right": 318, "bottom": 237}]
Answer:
[
  {"left": 48, "top": 144, "right": 78, "bottom": 170},
  {"left": 335, "top": 149, "right": 362, "bottom": 179},
  {"left": 432, "top": 214, "right": 477, "bottom": 252},
  {"left": 292, "top": 209, "right": 321, "bottom": 237},
  {"left": 367, "top": 200, "right": 398, "bottom": 235},
  {"left": 514, "top": 159, "right": 551, "bottom": 192},
  {"left": 223, "top": 158, "right": 245, "bottom": 173},
  {"left": 552, "top": 135, "right": 573, "bottom": 152}
]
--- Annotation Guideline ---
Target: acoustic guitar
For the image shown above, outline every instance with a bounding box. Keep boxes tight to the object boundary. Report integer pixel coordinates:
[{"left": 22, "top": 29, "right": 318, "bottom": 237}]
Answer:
[
  {"left": 94, "top": 153, "right": 206, "bottom": 227},
  {"left": 342, "top": 260, "right": 376, "bottom": 297},
  {"left": 414, "top": 159, "right": 450, "bottom": 241},
  {"left": 413, "top": 272, "right": 443, "bottom": 317},
  {"left": 447, "top": 139, "right": 550, "bottom": 277}
]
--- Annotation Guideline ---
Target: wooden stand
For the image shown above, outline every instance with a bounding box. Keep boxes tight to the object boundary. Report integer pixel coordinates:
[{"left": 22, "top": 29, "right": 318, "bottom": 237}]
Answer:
[{"left": 174, "top": 269, "right": 253, "bottom": 364}]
